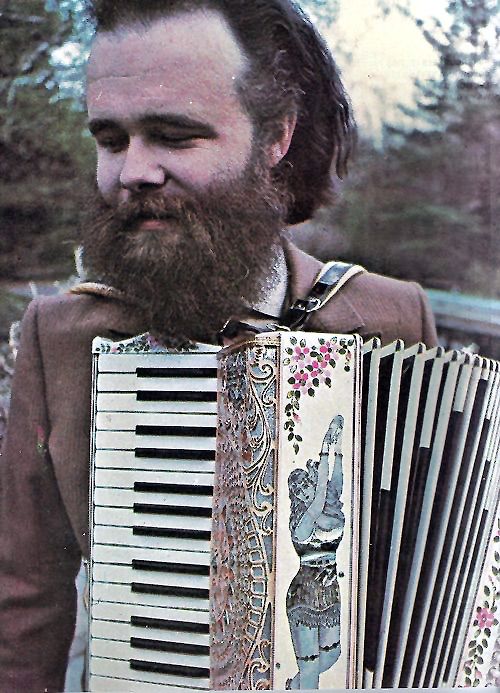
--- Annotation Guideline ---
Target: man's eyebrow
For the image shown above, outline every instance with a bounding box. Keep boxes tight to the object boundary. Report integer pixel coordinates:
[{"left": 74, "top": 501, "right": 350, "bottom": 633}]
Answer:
[
  {"left": 87, "top": 115, "right": 217, "bottom": 138},
  {"left": 88, "top": 118, "right": 120, "bottom": 136},
  {"left": 139, "top": 114, "right": 217, "bottom": 137}
]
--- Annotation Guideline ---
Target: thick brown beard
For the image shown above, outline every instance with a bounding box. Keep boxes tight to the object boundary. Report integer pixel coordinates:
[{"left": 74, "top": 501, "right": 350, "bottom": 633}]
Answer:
[{"left": 80, "top": 163, "right": 288, "bottom": 346}]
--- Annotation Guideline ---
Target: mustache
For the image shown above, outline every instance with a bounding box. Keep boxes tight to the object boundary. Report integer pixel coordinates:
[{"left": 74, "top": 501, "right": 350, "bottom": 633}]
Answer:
[{"left": 111, "top": 194, "right": 187, "bottom": 227}]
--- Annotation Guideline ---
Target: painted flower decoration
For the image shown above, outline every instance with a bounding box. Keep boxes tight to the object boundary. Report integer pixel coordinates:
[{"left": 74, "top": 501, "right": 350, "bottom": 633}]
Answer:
[
  {"left": 293, "top": 345, "right": 310, "bottom": 362},
  {"left": 292, "top": 370, "right": 310, "bottom": 393},
  {"left": 283, "top": 336, "right": 355, "bottom": 454},
  {"left": 319, "top": 341, "right": 339, "bottom": 362},
  {"left": 476, "top": 607, "right": 495, "bottom": 630}
]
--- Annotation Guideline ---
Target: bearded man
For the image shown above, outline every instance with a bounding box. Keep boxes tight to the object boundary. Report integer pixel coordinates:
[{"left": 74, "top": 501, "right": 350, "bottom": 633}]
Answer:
[{"left": 0, "top": 1, "right": 437, "bottom": 690}]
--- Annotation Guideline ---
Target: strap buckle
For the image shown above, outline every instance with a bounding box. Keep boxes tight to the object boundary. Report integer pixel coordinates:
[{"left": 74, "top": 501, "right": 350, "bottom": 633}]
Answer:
[{"left": 280, "top": 261, "right": 365, "bottom": 331}]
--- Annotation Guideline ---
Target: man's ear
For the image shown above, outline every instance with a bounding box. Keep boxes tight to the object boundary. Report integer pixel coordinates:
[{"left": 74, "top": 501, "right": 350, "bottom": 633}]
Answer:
[{"left": 268, "top": 112, "right": 298, "bottom": 167}]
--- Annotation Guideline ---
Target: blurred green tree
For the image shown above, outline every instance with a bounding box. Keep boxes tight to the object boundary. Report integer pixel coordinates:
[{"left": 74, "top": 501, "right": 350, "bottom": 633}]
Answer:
[
  {"left": 0, "top": 0, "right": 94, "bottom": 282},
  {"left": 306, "top": 0, "right": 500, "bottom": 297}
]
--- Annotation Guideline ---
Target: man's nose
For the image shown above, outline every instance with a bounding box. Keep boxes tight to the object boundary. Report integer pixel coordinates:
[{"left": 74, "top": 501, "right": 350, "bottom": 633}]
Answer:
[{"left": 119, "top": 138, "right": 165, "bottom": 191}]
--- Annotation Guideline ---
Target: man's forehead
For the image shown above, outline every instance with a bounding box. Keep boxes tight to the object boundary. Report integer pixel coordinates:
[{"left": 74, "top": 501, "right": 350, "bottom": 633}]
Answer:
[{"left": 87, "top": 10, "right": 248, "bottom": 84}]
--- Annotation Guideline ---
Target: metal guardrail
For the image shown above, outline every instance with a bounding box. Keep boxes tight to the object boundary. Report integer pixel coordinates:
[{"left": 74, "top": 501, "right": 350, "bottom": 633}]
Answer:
[{"left": 426, "top": 289, "right": 500, "bottom": 339}]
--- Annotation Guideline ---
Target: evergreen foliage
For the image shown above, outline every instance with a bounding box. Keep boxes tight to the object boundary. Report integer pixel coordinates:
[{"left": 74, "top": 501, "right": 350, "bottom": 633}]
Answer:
[
  {"left": 0, "top": 0, "right": 94, "bottom": 281},
  {"left": 302, "top": 0, "right": 499, "bottom": 298}
]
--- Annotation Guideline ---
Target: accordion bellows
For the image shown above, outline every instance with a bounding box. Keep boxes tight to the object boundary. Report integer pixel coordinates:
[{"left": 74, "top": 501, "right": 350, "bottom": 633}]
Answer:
[{"left": 88, "top": 332, "right": 500, "bottom": 691}]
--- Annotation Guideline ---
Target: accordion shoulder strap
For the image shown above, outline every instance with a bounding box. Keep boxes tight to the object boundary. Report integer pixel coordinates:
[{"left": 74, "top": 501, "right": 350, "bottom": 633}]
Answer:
[{"left": 280, "top": 260, "right": 365, "bottom": 330}]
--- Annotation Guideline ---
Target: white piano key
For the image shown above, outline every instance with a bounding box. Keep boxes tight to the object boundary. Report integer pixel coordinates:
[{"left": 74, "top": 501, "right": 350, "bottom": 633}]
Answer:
[
  {"left": 93, "top": 487, "right": 213, "bottom": 509},
  {"left": 92, "top": 564, "right": 209, "bottom": 590},
  {"left": 96, "top": 411, "right": 217, "bottom": 431},
  {"left": 89, "top": 674, "right": 185, "bottom": 692},
  {"left": 91, "top": 601, "right": 210, "bottom": 626},
  {"left": 98, "top": 351, "right": 218, "bottom": 372},
  {"left": 94, "top": 469, "right": 214, "bottom": 490},
  {"left": 91, "top": 619, "right": 210, "bottom": 647},
  {"left": 94, "top": 506, "right": 212, "bottom": 531},
  {"left": 92, "top": 544, "right": 210, "bottom": 567},
  {"left": 95, "top": 430, "right": 216, "bottom": 451},
  {"left": 94, "top": 449, "right": 215, "bottom": 473},
  {"left": 91, "top": 582, "right": 209, "bottom": 611},
  {"left": 97, "top": 373, "right": 217, "bottom": 392},
  {"left": 89, "top": 658, "right": 209, "bottom": 690},
  {"left": 97, "top": 392, "right": 217, "bottom": 414}
]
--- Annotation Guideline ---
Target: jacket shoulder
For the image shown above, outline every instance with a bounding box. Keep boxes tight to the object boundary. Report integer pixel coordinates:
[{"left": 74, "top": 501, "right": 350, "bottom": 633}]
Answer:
[
  {"left": 316, "top": 269, "right": 438, "bottom": 348},
  {"left": 23, "top": 291, "right": 146, "bottom": 345}
]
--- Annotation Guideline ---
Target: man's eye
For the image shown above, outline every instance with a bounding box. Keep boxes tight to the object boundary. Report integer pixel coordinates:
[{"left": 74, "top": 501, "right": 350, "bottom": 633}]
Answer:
[
  {"left": 95, "top": 135, "right": 127, "bottom": 152},
  {"left": 150, "top": 131, "right": 197, "bottom": 147}
]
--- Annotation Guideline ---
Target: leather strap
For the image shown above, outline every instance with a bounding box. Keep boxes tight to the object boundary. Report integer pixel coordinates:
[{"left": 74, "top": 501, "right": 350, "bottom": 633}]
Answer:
[
  {"left": 280, "top": 261, "right": 364, "bottom": 330},
  {"left": 218, "top": 260, "right": 364, "bottom": 342}
]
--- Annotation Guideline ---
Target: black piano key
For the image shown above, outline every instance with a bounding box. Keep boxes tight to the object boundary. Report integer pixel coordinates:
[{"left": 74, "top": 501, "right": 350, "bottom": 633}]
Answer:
[
  {"left": 132, "top": 583, "right": 209, "bottom": 599},
  {"left": 133, "top": 526, "right": 211, "bottom": 541},
  {"left": 130, "top": 659, "right": 209, "bottom": 678},
  {"left": 136, "top": 391, "right": 216, "bottom": 402},
  {"left": 136, "top": 425, "right": 216, "bottom": 437},
  {"left": 134, "top": 481, "right": 213, "bottom": 496},
  {"left": 136, "top": 367, "right": 217, "bottom": 378},
  {"left": 134, "top": 503, "right": 212, "bottom": 518},
  {"left": 132, "top": 559, "right": 209, "bottom": 576},
  {"left": 135, "top": 448, "right": 215, "bottom": 461},
  {"left": 131, "top": 615, "right": 209, "bottom": 634},
  {"left": 131, "top": 637, "right": 209, "bottom": 656}
]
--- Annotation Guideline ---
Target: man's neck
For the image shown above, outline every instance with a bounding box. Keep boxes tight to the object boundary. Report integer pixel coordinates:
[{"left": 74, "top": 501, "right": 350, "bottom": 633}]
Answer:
[{"left": 249, "top": 243, "right": 288, "bottom": 319}]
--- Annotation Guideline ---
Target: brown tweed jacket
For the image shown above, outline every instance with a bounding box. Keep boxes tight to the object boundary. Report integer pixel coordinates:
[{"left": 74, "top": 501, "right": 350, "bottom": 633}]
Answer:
[{"left": 0, "top": 243, "right": 437, "bottom": 691}]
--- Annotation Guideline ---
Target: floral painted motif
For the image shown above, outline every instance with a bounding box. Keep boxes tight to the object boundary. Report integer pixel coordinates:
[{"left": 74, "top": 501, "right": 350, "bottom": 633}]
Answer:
[
  {"left": 283, "top": 336, "right": 355, "bottom": 455},
  {"left": 477, "top": 608, "right": 495, "bottom": 630},
  {"left": 94, "top": 333, "right": 176, "bottom": 354},
  {"left": 463, "top": 517, "right": 500, "bottom": 687}
]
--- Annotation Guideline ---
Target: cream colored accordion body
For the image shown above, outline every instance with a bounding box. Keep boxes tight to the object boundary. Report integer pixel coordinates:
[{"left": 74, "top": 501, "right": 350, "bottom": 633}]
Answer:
[{"left": 87, "top": 332, "right": 500, "bottom": 690}]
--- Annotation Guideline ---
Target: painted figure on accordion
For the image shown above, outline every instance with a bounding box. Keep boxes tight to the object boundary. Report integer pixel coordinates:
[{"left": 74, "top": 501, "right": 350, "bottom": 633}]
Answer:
[{"left": 286, "top": 415, "right": 345, "bottom": 690}]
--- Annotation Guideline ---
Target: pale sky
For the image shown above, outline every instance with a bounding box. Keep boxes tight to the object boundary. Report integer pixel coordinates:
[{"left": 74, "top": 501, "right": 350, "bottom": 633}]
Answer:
[{"left": 324, "top": 0, "right": 442, "bottom": 138}]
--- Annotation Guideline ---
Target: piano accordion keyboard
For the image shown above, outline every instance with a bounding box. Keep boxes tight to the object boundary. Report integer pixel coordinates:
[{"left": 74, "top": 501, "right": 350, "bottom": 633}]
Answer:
[{"left": 89, "top": 347, "right": 219, "bottom": 691}]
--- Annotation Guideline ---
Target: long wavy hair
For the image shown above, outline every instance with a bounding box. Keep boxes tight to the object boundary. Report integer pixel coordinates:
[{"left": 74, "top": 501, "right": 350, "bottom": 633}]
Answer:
[{"left": 85, "top": 0, "right": 356, "bottom": 224}]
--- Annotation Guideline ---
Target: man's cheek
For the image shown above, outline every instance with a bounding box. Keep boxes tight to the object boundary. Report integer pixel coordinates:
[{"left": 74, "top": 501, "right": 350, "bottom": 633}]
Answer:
[{"left": 96, "top": 155, "right": 124, "bottom": 201}]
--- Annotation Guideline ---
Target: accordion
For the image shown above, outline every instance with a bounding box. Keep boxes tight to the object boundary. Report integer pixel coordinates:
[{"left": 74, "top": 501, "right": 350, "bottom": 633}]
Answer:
[{"left": 87, "top": 332, "right": 500, "bottom": 691}]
